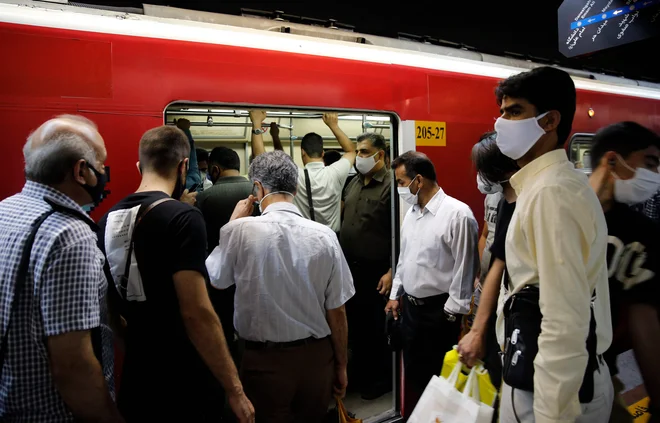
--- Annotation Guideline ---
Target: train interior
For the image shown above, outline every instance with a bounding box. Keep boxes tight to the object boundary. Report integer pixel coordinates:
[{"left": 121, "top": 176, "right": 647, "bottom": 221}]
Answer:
[{"left": 165, "top": 104, "right": 400, "bottom": 422}]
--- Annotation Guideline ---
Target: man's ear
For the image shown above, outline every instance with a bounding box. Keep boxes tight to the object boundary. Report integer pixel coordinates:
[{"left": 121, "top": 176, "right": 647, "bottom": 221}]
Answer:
[
  {"left": 136, "top": 161, "right": 142, "bottom": 175},
  {"left": 74, "top": 159, "right": 88, "bottom": 184},
  {"left": 541, "top": 110, "right": 561, "bottom": 132}
]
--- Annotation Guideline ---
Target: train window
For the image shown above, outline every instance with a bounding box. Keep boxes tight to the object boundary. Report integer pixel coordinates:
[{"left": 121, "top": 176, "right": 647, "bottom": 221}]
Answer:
[
  {"left": 164, "top": 103, "right": 401, "bottom": 422},
  {"left": 568, "top": 133, "right": 595, "bottom": 175}
]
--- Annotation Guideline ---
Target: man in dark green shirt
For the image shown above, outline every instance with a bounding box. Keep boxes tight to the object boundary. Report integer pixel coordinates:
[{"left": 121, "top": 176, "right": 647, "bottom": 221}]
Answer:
[
  {"left": 196, "top": 146, "right": 254, "bottom": 372},
  {"left": 340, "top": 133, "right": 393, "bottom": 400}
]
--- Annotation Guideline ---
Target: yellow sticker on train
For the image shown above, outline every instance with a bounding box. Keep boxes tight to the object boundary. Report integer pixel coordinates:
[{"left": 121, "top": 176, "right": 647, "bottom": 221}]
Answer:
[
  {"left": 628, "top": 396, "right": 650, "bottom": 422},
  {"left": 415, "top": 121, "right": 446, "bottom": 147}
]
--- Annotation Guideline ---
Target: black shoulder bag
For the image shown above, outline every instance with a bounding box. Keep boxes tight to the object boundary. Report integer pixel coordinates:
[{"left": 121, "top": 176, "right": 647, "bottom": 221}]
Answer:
[
  {"left": 502, "top": 273, "right": 598, "bottom": 403},
  {"left": 304, "top": 168, "right": 316, "bottom": 221}
]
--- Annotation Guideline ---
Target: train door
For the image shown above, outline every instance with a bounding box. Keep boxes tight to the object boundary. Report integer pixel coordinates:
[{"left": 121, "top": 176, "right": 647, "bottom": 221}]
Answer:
[
  {"left": 568, "top": 133, "right": 595, "bottom": 174},
  {"left": 165, "top": 103, "right": 403, "bottom": 422}
]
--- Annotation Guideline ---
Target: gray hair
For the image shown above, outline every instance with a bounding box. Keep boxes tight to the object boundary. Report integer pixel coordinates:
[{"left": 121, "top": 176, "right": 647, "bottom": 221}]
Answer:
[
  {"left": 23, "top": 115, "right": 98, "bottom": 185},
  {"left": 248, "top": 150, "right": 298, "bottom": 194}
]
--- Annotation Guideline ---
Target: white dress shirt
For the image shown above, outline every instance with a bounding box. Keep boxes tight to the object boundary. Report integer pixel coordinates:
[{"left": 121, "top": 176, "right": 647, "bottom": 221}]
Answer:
[
  {"left": 205, "top": 202, "right": 355, "bottom": 343},
  {"left": 496, "top": 149, "right": 612, "bottom": 423},
  {"left": 293, "top": 159, "right": 352, "bottom": 232},
  {"left": 390, "top": 188, "right": 479, "bottom": 315}
]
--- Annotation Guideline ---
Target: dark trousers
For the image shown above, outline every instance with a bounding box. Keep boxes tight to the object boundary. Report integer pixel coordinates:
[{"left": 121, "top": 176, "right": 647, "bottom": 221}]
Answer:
[
  {"left": 240, "top": 338, "right": 334, "bottom": 423},
  {"left": 483, "top": 311, "right": 502, "bottom": 389},
  {"left": 345, "top": 260, "right": 392, "bottom": 392},
  {"left": 401, "top": 293, "right": 462, "bottom": 421}
]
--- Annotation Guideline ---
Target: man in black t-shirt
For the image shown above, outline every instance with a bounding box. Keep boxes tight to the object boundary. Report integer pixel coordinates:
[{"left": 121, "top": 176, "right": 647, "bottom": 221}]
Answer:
[
  {"left": 98, "top": 126, "right": 254, "bottom": 422},
  {"left": 459, "top": 133, "right": 518, "bottom": 392},
  {"left": 589, "top": 122, "right": 660, "bottom": 423}
]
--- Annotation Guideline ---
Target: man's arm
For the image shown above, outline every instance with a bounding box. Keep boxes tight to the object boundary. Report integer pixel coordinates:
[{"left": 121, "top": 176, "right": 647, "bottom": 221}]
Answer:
[
  {"left": 458, "top": 258, "right": 505, "bottom": 366},
  {"left": 327, "top": 305, "right": 349, "bottom": 398},
  {"left": 48, "top": 331, "right": 124, "bottom": 423},
  {"left": 173, "top": 271, "right": 254, "bottom": 422},
  {"left": 629, "top": 303, "right": 660, "bottom": 411},
  {"left": 322, "top": 113, "right": 356, "bottom": 166},
  {"left": 249, "top": 110, "right": 267, "bottom": 157},
  {"left": 445, "top": 215, "right": 479, "bottom": 315},
  {"left": 270, "top": 122, "right": 284, "bottom": 151},
  {"left": 176, "top": 119, "right": 201, "bottom": 190},
  {"left": 478, "top": 220, "right": 488, "bottom": 265},
  {"left": 530, "top": 187, "right": 593, "bottom": 423}
]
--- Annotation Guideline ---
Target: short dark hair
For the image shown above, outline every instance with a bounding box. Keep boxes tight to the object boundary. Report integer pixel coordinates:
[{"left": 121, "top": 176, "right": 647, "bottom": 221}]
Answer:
[
  {"left": 301, "top": 132, "right": 323, "bottom": 158},
  {"left": 196, "top": 148, "right": 209, "bottom": 164},
  {"left": 471, "top": 131, "right": 519, "bottom": 184},
  {"left": 392, "top": 151, "right": 437, "bottom": 182},
  {"left": 591, "top": 122, "right": 660, "bottom": 167},
  {"left": 357, "top": 132, "right": 387, "bottom": 151},
  {"left": 139, "top": 126, "right": 190, "bottom": 176},
  {"left": 323, "top": 150, "right": 342, "bottom": 166},
  {"left": 495, "top": 66, "right": 576, "bottom": 147},
  {"left": 209, "top": 146, "right": 241, "bottom": 171}
]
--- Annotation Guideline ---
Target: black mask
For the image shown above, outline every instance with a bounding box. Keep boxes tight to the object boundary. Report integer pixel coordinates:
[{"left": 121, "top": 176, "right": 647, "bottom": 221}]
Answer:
[
  {"left": 172, "top": 161, "right": 187, "bottom": 199},
  {"left": 82, "top": 161, "right": 107, "bottom": 206}
]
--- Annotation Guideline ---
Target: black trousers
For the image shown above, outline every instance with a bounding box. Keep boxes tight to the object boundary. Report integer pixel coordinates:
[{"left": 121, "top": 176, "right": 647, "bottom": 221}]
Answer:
[
  {"left": 345, "top": 260, "right": 392, "bottom": 392},
  {"left": 483, "top": 311, "right": 502, "bottom": 389},
  {"left": 401, "top": 293, "right": 462, "bottom": 421}
]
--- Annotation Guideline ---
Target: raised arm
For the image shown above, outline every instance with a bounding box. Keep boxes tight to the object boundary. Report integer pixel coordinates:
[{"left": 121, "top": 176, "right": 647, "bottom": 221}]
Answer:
[
  {"left": 176, "top": 119, "right": 201, "bottom": 190},
  {"left": 249, "top": 110, "right": 267, "bottom": 157},
  {"left": 322, "top": 113, "right": 356, "bottom": 166},
  {"left": 270, "top": 122, "right": 284, "bottom": 151}
]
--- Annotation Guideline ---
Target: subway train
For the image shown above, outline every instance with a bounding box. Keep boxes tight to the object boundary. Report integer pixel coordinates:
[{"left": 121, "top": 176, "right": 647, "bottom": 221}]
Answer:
[{"left": 1, "top": 1, "right": 660, "bottom": 421}]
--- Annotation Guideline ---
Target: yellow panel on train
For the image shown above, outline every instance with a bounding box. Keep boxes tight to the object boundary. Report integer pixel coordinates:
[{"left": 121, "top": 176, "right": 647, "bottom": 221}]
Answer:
[{"left": 414, "top": 121, "right": 447, "bottom": 147}]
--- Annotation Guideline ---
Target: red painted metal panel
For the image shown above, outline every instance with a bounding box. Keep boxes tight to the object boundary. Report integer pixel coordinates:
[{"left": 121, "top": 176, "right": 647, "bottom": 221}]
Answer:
[{"left": 0, "top": 22, "right": 658, "bottom": 224}]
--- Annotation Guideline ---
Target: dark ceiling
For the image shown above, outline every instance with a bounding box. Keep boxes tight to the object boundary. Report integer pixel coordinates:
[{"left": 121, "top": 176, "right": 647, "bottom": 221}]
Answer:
[{"left": 86, "top": 0, "right": 660, "bottom": 81}]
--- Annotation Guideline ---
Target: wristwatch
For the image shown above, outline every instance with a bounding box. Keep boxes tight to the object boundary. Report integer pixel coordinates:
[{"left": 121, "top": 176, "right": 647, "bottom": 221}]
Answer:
[
  {"left": 444, "top": 310, "right": 457, "bottom": 322},
  {"left": 252, "top": 128, "right": 264, "bottom": 135}
]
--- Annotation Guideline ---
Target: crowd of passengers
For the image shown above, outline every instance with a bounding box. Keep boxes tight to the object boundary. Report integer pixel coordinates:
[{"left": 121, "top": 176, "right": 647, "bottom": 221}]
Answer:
[{"left": 0, "top": 66, "right": 659, "bottom": 423}]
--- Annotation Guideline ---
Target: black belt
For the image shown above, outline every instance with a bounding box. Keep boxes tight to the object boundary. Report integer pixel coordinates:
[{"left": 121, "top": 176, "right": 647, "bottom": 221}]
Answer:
[
  {"left": 243, "top": 336, "right": 328, "bottom": 350},
  {"left": 404, "top": 292, "right": 448, "bottom": 307}
]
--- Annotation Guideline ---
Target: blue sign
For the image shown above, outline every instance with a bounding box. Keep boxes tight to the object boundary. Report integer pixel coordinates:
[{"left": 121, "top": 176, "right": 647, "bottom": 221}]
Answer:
[
  {"left": 570, "top": 0, "right": 660, "bottom": 30},
  {"left": 558, "top": 0, "right": 660, "bottom": 57}
]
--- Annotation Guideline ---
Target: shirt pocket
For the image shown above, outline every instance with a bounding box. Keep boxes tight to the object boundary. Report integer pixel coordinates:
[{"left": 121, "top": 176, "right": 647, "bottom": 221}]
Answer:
[
  {"left": 357, "top": 198, "right": 382, "bottom": 223},
  {"left": 414, "top": 231, "right": 440, "bottom": 269}
]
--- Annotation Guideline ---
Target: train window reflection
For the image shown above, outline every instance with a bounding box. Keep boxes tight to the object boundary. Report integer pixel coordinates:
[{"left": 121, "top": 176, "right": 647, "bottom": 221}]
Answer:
[
  {"left": 165, "top": 103, "right": 400, "bottom": 422},
  {"left": 568, "top": 133, "right": 595, "bottom": 174}
]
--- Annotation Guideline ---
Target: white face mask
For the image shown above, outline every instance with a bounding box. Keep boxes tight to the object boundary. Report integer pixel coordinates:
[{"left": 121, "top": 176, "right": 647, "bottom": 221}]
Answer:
[
  {"left": 613, "top": 156, "right": 660, "bottom": 205},
  {"left": 494, "top": 112, "right": 549, "bottom": 160},
  {"left": 477, "top": 174, "right": 503, "bottom": 194},
  {"left": 397, "top": 176, "right": 420, "bottom": 205},
  {"left": 253, "top": 182, "right": 294, "bottom": 213},
  {"left": 355, "top": 151, "right": 380, "bottom": 175}
]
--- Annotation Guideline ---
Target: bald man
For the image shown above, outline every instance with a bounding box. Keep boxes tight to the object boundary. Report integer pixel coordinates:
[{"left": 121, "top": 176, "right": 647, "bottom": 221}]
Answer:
[{"left": 0, "top": 116, "right": 123, "bottom": 422}]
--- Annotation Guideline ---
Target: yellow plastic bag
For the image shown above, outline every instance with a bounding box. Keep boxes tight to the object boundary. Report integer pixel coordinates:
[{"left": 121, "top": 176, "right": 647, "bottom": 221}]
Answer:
[
  {"left": 337, "top": 397, "right": 362, "bottom": 423},
  {"left": 440, "top": 347, "right": 498, "bottom": 408}
]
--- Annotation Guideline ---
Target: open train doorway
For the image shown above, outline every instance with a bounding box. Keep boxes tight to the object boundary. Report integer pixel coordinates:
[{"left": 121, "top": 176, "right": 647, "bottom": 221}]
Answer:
[{"left": 165, "top": 102, "right": 403, "bottom": 422}]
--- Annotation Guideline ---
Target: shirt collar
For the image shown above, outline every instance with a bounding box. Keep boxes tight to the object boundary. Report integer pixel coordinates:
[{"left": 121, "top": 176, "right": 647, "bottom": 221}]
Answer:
[
  {"left": 261, "top": 201, "right": 302, "bottom": 216},
  {"left": 510, "top": 149, "right": 569, "bottom": 195},
  {"left": 304, "top": 161, "right": 325, "bottom": 170},
  {"left": 412, "top": 187, "right": 446, "bottom": 216},
  {"left": 358, "top": 164, "right": 389, "bottom": 184},
  {"left": 214, "top": 175, "right": 250, "bottom": 185},
  {"left": 21, "top": 181, "right": 97, "bottom": 226}
]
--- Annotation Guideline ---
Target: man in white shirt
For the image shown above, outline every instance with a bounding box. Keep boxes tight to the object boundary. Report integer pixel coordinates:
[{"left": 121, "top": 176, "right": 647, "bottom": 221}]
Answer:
[
  {"left": 493, "top": 66, "right": 612, "bottom": 423},
  {"left": 249, "top": 111, "right": 356, "bottom": 233},
  {"left": 205, "top": 150, "right": 355, "bottom": 422},
  {"left": 384, "top": 151, "right": 479, "bottom": 419}
]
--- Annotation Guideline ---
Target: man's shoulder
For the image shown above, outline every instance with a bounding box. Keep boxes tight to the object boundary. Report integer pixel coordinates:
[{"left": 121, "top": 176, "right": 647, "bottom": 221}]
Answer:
[{"left": 444, "top": 195, "right": 476, "bottom": 221}]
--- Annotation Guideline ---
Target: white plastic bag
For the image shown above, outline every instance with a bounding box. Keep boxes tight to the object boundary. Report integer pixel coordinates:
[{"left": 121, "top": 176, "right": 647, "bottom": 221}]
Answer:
[
  {"left": 408, "top": 361, "right": 480, "bottom": 423},
  {"left": 463, "top": 365, "right": 495, "bottom": 423}
]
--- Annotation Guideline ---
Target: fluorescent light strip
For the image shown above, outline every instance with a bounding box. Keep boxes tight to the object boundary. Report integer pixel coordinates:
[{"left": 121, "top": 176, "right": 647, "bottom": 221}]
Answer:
[{"left": 1, "top": 2, "right": 659, "bottom": 100}]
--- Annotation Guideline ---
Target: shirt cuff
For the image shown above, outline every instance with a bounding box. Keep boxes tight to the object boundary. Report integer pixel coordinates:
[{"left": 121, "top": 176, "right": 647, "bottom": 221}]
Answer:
[{"left": 443, "top": 296, "right": 469, "bottom": 315}]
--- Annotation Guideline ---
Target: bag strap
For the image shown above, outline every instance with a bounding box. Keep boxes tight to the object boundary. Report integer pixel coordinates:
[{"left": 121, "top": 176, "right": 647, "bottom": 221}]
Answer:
[
  {"left": 303, "top": 168, "right": 315, "bottom": 221},
  {"left": 0, "top": 209, "right": 57, "bottom": 378},
  {"left": 119, "top": 197, "right": 174, "bottom": 299}
]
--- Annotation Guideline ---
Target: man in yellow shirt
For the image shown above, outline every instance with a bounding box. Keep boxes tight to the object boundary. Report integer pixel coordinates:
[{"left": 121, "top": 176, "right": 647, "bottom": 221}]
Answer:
[{"left": 493, "top": 66, "right": 612, "bottom": 423}]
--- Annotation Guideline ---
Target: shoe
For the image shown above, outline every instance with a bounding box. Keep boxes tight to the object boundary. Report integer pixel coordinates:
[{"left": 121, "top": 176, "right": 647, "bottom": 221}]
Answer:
[{"left": 360, "top": 383, "right": 392, "bottom": 401}]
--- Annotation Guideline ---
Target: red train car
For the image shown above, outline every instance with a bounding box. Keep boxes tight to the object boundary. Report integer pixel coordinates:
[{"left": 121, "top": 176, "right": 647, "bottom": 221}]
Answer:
[{"left": 1, "top": 1, "right": 659, "bottom": 420}]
